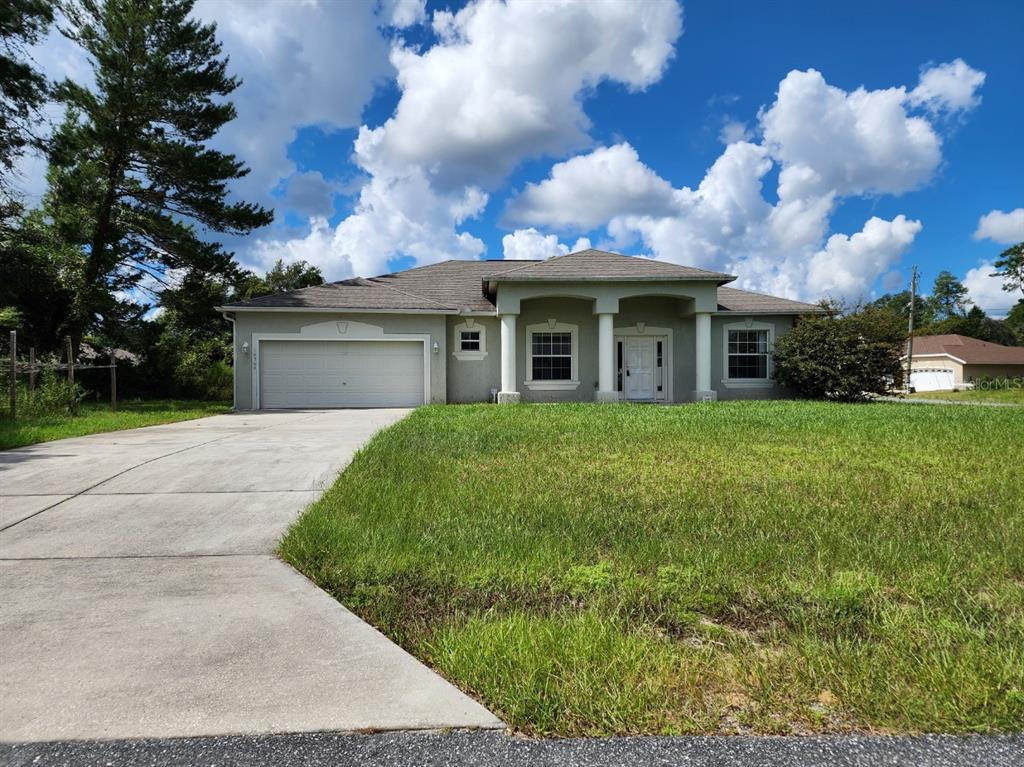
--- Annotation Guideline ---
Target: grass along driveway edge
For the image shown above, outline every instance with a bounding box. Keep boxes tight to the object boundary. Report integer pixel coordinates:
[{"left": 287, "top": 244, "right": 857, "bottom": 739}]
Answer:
[
  {"left": 0, "top": 399, "right": 231, "bottom": 450},
  {"left": 280, "top": 401, "right": 1024, "bottom": 737}
]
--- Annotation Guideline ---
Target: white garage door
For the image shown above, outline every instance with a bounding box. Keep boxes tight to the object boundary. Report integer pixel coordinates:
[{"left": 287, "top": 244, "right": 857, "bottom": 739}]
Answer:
[
  {"left": 910, "top": 368, "right": 955, "bottom": 392},
  {"left": 259, "top": 340, "right": 425, "bottom": 409}
]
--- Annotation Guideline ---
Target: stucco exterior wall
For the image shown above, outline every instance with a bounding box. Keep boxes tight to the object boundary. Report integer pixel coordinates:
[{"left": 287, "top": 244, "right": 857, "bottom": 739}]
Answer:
[
  {"left": 711, "top": 314, "right": 795, "bottom": 401},
  {"left": 516, "top": 297, "right": 599, "bottom": 403},
  {"left": 230, "top": 311, "right": 448, "bottom": 410},
  {"left": 963, "top": 363, "right": 1024, "bottom": 382},
  {"left": 229, "top": 305, "right": 806, "bottom": 408},
  {"left": 446, "top": 315, "right": 501, "bottom": 403}
]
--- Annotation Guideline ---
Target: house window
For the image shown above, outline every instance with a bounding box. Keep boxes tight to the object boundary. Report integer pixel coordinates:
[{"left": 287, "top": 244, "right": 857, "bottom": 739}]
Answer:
[
  {"left": 452, "top": 321, "right": 486, "bottom": 360},
  {"left": 727, "top": 329, "right": 769, "bottom": 379},
  {"left": 531, "top": 331, "right": 572, "bottom": 380},
  {"left": 460, "top": 330, "right": 480, "bottom": 352}
]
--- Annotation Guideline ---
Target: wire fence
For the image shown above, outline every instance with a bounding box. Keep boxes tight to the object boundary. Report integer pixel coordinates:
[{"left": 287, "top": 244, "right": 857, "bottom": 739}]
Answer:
[{"left": 3, "top": 331, "right": 119, "bottom": 419}]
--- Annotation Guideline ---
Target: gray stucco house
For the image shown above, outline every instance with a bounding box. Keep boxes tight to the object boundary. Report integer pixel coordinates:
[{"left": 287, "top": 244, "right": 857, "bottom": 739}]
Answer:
[{"left": 218, "top": 249, "right": 821, "bottom": 409}]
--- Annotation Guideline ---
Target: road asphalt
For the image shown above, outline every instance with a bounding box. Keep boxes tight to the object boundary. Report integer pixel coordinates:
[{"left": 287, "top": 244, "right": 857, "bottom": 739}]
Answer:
[{"left": 2, "top": 730, "right": 1021, "bottom": 767}]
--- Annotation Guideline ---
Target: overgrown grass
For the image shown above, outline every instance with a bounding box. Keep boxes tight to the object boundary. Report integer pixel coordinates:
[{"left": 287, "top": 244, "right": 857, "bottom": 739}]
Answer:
[
  {"left": 0, "top": 399, "right": 230, "bottom": 449},
  {"left": 910, "top": 388, "right": 1024, "bottom": 404},
  {"left": 280, "top": 402, "right": 1024, "bottom": 736}
]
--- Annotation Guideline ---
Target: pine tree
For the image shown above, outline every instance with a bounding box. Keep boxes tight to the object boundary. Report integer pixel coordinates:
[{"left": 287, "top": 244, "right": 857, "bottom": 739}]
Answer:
[
  {"left": 0, "top": 0, "right": 54, "bottom": 210},
  {"left": 50, "top": 0, "right": 272, "bottom": 348},
  {"left": 929, "top": 271, "right": 971, "bottom": 320},
  {"left": 992, "top": 242, "right": 1024, "bottom": 300}
]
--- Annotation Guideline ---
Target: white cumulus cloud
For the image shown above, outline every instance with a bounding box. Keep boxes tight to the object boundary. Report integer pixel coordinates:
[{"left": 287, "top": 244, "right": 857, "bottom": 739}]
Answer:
[
  {"left": 504, "top": 61, "right": 984, "bottom": 301},
  {"left": 973, "top": 208, "right": 1024, "bottom": 244},
  {"left": 311, "top": 0, "right": 682, "bottom": 278},
  {"left": 963, "top": 262, "right": 1017, "bottom": 316},
  {"left": 908, "top": 58, "right": 986, "bottom": 114},
  {"left": 502, "top": 229, "right": 591, "bottom": 260},
  {"left": 504, "top": 143, "right": 677, "bottom": 230},
  {"left": 361, "top": 0, "right": 682, "bottom": 188},
  {"left": 806, "top": 216, "right": 923, "bottom": 300}
]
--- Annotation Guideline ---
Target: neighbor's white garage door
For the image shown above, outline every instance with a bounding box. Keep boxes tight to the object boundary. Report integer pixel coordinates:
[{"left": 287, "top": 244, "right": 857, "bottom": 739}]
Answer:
[
  {"left": 259, "top": 340, "right": 425, "bottom": 409},
  {"left": 910, "top": 368, "right": 955, "bottom": 392}
]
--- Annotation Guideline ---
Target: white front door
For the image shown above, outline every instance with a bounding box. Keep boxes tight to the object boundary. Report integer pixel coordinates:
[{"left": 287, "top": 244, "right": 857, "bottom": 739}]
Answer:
[{"left": 624, "top": 336, "right": 656, "bottom": 400}]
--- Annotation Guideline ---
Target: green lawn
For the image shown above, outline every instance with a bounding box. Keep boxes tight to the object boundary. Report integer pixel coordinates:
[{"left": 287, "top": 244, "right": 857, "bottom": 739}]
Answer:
[
  {"left": 910, "top": 388, "right": 1024, "bottom": 404},
  {"left": 0, "top": 399, "right": 231, "bottom": 449},
  {"left": 280, "top": 402, "right": 1024, "bottom": 737}
]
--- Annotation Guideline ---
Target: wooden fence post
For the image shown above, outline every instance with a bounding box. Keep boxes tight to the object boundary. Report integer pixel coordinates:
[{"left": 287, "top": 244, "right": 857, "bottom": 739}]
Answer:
[
  {"left": 109, "top": 348, "right": 117, "bottom": 412},
  {"left": 29, "top": 347, "right": 36, "bottom": 394},
  {"left": 8, "top": 330, "right": 15, "bottom": 420},
  {"left": 66, "top": 337, "right": 74, "bottom": 385}
]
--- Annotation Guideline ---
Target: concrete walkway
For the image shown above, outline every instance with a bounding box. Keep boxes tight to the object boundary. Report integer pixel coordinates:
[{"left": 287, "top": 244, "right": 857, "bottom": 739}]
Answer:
[{"left": 0, "top": 410, "right": 501, "bottom": 743}]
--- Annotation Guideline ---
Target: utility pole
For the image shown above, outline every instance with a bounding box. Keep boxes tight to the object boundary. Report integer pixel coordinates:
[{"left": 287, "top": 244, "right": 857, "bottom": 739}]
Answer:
[{"left": 905, "top": 266, "right": 918, "bottom": 393}]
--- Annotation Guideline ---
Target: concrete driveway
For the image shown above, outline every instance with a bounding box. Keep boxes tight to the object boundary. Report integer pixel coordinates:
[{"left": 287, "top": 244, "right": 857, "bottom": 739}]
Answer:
[{"left": 0, "top": 410, "right": 501, "bottom": 743}]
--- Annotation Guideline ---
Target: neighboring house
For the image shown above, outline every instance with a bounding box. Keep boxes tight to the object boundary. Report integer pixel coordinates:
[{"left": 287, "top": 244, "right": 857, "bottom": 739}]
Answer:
[
  {"left": 904, "top": 334, "right": 1024, "bottom": 391},
  {"left": 217, "top": 249, "right": 822, "bottom": 409}
]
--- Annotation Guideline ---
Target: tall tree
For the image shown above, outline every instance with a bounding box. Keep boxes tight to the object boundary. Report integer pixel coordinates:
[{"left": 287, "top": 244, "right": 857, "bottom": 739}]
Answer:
[
  {"left": 1005, "top": 300, "right": 1024, "bottom": 344},
  {"left": 238, "top": 259, "right": 324, "bottom": 299},
  {"left": 0, "top": 0, "right": 53, "bottom": 207},
  {"left": 929, "top": 271, "right": 971, "bottom": 320},
  {"left": 864, "top": 290, "right": 936, "bottom": 327},
  {"left": 50, "top": 0, "right": 272, "bottom": 349},
  {"left": 920, "top": 305, "right": 1020, "bottom": 346},
  {"left": 991, "top": 242, "right": 1024, "bottom": 300}
]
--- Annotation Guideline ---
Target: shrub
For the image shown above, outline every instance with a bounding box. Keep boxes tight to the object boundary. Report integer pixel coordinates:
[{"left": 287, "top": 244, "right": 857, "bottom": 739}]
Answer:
[
  {"left": 18, "top": 370, "right": 87, "bottom": 417},
  {"left": 772, "top": 309, "right": 905, "bottom": 401}
]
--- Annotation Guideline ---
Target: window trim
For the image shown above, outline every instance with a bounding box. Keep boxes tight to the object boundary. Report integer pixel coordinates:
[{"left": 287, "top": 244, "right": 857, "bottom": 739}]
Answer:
[
  {"left": 722, "top": 319, "right": 774, "bottom": 389},
  {"left": 525, "top": 320, "right": 579, "bottom": 391},
  {"left": 452, "top": 319, "right": 487, "bottom": 361}
]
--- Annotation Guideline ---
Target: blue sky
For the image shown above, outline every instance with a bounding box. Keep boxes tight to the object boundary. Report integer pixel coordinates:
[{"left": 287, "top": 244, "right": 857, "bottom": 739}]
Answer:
[{"left": 26, "top": 0, "right": 1024, "bottom": 313}]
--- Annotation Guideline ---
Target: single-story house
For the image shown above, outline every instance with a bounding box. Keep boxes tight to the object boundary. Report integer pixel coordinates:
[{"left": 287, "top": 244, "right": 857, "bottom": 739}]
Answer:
[
  {"left": 904, "top": 333, "right": 1024, "bottom": 391},
  {"left": 217, "top": 249, "right": 822, "bottom": 409}
]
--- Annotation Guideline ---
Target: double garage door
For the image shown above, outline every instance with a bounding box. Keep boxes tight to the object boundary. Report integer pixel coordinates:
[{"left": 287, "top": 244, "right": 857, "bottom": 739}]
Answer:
[
  {"left": 259, "top": 340, "right": 425, "bottom": 409},
  {"left": 910, "top": 367, "right": 955, "bottom": 392}
]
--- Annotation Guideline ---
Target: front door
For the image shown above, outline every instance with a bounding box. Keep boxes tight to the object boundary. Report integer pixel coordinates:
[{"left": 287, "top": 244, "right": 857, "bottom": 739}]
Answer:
[{"left": 624, "top": 336, "right": 656, "bottom": 400}]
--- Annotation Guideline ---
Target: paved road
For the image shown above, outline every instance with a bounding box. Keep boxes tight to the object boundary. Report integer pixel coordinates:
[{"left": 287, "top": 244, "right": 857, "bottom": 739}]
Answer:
[
  {"left": 0, "top": 410, "right": 500, "bottom": 743},
  {"left": 2, "top": 730, "right": 1021, "bottom": 767}
]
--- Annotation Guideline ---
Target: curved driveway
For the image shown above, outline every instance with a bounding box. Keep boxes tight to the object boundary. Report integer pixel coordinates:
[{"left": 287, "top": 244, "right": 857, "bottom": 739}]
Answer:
[{"left": 0, "top": 410, "right": 500, "bottom": 743}]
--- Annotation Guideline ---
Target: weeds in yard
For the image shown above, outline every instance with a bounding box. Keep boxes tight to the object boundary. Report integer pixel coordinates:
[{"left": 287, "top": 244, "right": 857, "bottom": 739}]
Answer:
[{"left": 280, "top": 401, "right": 1024, "bottom": 736}]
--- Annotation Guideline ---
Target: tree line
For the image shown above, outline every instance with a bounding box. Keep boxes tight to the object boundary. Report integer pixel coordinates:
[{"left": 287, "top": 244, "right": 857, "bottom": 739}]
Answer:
[
  {"left": 1, "top": 0, "right": 322, "bottom": 400},
  {"left": 863, "top": 266, "right": 1024, "bottom": 347}
]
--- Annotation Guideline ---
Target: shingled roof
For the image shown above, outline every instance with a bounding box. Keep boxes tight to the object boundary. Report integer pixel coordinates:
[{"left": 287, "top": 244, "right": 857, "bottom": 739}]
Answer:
[
  {"left": 220, "top": 253, "right": 819, "bottom": 315},
  {"left": 483, "top": 249, "right": 735, "bottom": 282},
  {"left": 908, "top": 334, "right": 1024, "bottom": 365}
]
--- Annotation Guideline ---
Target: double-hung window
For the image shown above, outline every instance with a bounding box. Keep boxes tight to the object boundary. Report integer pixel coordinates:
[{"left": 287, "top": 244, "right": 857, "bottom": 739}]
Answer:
[
  {"left": 727, "top": 329, "right": 769, "bottom": 379},
  {"left": 531, "top": 331, "right": 572, "bottom": 380},
  {"left": 459, "top": 330, "right": 481, "bottom": 352}
]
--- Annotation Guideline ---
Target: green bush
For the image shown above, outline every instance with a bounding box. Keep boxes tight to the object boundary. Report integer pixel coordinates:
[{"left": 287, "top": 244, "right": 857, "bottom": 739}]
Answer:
[
  {"left": 18, "top": 370, "right": 87, "bottom": 417},
  {"left": 772, "top": 309, "right": 905, "bottom": 401}
]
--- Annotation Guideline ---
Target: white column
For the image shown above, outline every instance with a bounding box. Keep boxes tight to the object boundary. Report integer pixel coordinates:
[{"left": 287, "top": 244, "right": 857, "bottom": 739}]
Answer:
[
  {"left": 596, "top": 313, "right": 617, "bottom": 402},
  {"left": 693, "top": 311, "right": 716, "bottom": 400},
  {"left": 498, "top": 313, "right": 520, "bottom": 403}
]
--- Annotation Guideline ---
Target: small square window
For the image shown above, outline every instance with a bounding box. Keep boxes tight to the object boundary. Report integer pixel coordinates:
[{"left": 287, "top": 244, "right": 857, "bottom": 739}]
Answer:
[{"left": 460, "top": 330, "right": 481, "bottom": 352}]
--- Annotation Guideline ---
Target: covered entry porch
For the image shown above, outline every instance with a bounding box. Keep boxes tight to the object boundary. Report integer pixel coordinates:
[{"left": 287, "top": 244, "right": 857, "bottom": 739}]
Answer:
[{"left": 493, "top": 282, "right": 720, "bottom": 404}]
